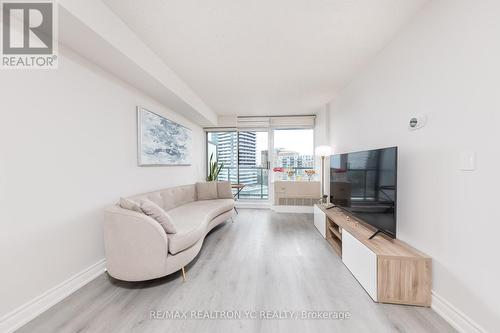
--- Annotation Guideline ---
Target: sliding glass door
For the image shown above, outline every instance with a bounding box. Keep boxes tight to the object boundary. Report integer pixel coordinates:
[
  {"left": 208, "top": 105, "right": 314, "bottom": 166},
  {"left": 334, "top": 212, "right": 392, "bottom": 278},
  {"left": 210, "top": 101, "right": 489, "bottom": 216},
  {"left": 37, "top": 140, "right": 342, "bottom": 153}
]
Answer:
[
  {"left": 207, "top": 131, "right": 237, "bottom": 183},
  {"left": 206, "top": 130, "right": 270, "bottom": 200},
  {"left": 207, "top": 125, "right": 315, "bottom": 203},
  {"left": 237, "top": 131, "right": 269, "bottom": 200}
]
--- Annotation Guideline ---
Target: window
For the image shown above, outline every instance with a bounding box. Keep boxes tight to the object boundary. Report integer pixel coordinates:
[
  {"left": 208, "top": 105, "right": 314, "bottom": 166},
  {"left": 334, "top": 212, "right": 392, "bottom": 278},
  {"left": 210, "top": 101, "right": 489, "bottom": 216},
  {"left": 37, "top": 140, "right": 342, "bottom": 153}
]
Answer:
[
  {"left": 206, "top": 131, "right": 269, "bottom": 199},
  {"left": 207, "top": 131, "right": 237, "bottom": 182},
  {"left": 207, "top": 126, "right": 314, "bottom": 199},
  {"left": 273, "top": 129, "right": 314, "bottom": 179}
]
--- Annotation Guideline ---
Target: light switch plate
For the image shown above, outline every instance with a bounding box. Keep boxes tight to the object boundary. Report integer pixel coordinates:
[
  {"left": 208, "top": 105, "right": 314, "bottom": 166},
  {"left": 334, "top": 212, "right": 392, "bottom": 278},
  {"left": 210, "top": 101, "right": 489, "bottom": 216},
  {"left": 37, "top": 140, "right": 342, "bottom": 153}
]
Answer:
[{"left": 459, "top": 151, "right": 476, "bottom": 171}]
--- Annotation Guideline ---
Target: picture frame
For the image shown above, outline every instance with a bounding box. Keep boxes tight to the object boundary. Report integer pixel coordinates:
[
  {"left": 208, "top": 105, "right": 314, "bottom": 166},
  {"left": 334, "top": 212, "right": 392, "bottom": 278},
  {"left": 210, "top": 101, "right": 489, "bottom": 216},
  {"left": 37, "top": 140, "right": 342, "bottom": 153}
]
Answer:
[{"left": 137, "top": 107, "right": 192, "bottom": 166}]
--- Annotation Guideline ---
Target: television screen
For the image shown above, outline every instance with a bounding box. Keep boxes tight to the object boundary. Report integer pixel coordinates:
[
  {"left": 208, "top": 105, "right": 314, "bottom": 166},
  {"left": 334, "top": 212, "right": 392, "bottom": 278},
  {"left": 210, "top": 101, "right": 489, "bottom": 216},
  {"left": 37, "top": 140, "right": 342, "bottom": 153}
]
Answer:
[{"left": 330, "top": 147, "right": 397, "bottom": 238}]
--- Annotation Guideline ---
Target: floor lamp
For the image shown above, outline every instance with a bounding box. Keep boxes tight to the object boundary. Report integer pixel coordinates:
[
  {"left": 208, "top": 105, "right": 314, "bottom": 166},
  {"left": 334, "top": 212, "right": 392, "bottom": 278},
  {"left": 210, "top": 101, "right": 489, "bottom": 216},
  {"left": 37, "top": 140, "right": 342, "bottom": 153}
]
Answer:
[{"left": 315, "top": 145, "right": 332, "bottom": 203}]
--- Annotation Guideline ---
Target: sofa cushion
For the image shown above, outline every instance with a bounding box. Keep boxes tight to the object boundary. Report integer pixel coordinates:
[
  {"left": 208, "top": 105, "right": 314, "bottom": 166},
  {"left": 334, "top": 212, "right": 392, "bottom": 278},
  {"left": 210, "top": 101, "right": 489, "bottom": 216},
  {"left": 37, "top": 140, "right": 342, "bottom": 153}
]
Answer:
[
  {"left": 119, "top": 198, "right": 142, "bottom": 212},
  {"left": 128, "top": 184, "right": 196, "bottom": 211},
  {"left": 160, "top": 185, "right": 196, "bottom": 211},
  {"left": 167, "top": 199, "right": 235, "bottom": 254},
  {"left": 217, "top": 181, "right": 233, "bottom": 199},
  {"left": 140, "top": 199, "right": 177, "bottom": 234},
  {"left": 196, "top": 181, "right": 218, "bottom": 200}
]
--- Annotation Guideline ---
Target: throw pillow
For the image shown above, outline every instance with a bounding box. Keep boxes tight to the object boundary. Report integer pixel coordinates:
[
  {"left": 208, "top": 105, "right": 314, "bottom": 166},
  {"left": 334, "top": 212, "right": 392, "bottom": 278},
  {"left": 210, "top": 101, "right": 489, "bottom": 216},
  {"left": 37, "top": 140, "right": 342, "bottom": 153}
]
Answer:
[
  {"left": 140, "top": 199, "right": 177, "bottom": 234},
  {"left": 196, "top": 181, "right": 218, "bottom": 200},
  {"left": 217, "top": 181, "right": 233, "bottom": 199},
  {"left": 119, "top": 197, "right": 142, "bottom": 212}
]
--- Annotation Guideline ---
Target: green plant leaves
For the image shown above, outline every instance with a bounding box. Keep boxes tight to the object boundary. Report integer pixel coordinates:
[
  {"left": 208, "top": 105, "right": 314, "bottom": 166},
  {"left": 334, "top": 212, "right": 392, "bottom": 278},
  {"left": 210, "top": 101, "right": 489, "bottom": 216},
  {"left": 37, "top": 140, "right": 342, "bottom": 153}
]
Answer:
[{"left": 207, "top": 153, "right": 223, "bottom": 181}]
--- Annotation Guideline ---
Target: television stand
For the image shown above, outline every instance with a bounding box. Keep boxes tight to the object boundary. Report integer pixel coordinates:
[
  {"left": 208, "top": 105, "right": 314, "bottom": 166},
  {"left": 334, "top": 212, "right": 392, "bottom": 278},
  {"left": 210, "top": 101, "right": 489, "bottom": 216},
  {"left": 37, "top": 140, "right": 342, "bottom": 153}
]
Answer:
[{"left": 314, "top": 204, "right": 431, "bottom": 307}]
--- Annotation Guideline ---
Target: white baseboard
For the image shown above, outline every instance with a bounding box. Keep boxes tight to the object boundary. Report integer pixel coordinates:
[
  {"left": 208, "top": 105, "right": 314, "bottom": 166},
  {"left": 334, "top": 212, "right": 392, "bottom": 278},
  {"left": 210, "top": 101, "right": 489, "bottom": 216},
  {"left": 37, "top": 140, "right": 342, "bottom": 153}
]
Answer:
[
  {"left": 431, "top": 291, "right": 485, "bottom": 333},
  {"left": 0, "top": 259, "right": 106, "bottom": 333},
  {"left": 271, "top": 205, "right": 314, "bottom": 213}
]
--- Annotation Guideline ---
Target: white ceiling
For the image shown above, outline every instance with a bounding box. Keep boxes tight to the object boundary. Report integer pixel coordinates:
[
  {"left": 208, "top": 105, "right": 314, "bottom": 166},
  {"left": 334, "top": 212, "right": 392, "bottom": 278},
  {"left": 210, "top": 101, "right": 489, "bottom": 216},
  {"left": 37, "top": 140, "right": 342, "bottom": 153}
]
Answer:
[{"left": 102, "top": 0, "right": 427, "bottom": 116}]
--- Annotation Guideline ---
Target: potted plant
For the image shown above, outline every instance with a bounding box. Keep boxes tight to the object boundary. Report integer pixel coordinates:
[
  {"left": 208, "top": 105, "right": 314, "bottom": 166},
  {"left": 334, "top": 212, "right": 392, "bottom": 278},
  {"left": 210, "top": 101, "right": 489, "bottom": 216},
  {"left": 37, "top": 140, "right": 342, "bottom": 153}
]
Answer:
[{"left": 207, "top": 153, "right": 224, "bottom": 181}]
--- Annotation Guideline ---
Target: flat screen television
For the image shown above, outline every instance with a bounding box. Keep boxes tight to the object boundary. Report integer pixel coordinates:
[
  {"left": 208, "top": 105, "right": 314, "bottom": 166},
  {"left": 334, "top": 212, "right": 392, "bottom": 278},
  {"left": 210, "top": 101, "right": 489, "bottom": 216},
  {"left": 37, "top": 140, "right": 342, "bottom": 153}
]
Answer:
[{"left": 330, "top": 146, "right": 397, "bottom": 238}]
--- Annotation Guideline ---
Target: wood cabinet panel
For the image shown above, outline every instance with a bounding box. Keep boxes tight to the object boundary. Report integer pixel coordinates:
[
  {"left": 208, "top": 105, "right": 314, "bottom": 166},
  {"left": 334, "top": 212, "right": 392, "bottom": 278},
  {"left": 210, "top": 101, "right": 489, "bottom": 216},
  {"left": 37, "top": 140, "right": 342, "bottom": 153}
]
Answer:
[{"left": 378, "top": 257, "right": 432, "bottom": 306}]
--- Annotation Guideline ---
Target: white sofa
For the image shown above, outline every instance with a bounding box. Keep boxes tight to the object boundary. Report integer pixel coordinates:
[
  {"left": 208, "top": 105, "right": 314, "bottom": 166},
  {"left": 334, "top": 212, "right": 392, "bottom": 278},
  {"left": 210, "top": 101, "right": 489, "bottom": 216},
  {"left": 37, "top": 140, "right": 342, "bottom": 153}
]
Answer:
[{"left": 103, "top": 184, "right": 235, "bottom": 281}]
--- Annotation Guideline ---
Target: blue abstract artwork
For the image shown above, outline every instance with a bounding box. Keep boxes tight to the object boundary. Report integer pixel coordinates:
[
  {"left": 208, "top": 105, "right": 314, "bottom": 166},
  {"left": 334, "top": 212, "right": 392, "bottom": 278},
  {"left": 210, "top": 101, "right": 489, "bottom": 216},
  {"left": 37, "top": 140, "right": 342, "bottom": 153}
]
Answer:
[{"left": 138, "top": 107, "right": 192, "bottom": 165}]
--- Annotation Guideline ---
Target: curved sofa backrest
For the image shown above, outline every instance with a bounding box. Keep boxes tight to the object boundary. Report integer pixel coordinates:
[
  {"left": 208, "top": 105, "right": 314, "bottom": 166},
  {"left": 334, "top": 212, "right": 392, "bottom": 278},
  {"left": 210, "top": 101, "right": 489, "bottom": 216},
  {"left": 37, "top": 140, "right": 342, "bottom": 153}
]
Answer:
[{"left": 128, "top": 184, "right": 197, "bottom": 211}]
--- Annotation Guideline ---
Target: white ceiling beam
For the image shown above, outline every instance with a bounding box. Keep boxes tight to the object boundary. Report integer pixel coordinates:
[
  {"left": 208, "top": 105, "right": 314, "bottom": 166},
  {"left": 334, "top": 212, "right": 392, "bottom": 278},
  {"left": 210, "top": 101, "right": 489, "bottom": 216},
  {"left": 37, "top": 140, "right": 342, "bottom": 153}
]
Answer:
[{"left": 58, "top": 0, "right": 218, "bottom": 126}]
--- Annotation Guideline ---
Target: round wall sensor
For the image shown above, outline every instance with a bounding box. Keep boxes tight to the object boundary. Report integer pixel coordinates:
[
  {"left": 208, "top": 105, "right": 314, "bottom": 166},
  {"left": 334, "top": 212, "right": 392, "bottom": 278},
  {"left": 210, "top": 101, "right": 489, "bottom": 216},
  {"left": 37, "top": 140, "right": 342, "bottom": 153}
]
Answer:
[{"left": 409, "top": 115, "right": 426, "bottom": 130}]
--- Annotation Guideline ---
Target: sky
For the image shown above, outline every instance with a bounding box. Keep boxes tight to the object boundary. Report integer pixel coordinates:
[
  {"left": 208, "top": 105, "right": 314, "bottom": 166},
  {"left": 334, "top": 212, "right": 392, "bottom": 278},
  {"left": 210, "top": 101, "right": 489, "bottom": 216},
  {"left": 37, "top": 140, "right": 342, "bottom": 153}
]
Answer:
[
  {"left": 273, "top": 129, "right": 314, "bottom": 154},
  {"left": 255, "top": 129, "right": 314, "bottom": 165},
  {"left": 255, "top": 129, "right": 314, "bottom": 154}
]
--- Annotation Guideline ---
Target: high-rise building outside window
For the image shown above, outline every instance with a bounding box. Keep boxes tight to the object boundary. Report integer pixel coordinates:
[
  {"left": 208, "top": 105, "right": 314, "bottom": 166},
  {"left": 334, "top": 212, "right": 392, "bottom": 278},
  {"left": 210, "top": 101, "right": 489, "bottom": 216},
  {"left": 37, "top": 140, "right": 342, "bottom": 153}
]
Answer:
[{"left": 273, "top": 129, "right": 314, "bottom": 178}]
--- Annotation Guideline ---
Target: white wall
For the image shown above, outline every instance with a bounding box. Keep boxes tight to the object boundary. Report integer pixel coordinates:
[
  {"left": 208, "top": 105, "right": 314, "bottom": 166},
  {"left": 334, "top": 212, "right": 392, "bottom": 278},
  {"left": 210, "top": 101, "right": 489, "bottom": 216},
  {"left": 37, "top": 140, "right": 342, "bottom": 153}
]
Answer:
[
  {"left": 328, "top": 0, "right": 499, "bottom": 331},
  {"left": 313, "top": 105, "right": 331, "bottom": 195},
  {"left": 0, "top": 46, "right": 205, "bottom": 318}
]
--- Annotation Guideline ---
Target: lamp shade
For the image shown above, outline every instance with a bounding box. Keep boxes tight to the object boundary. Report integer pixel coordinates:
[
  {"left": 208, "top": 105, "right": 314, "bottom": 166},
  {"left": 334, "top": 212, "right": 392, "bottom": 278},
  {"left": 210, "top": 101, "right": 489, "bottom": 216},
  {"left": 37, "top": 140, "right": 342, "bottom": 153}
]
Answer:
[{"left": 315, "top": 145, "right": 332, "bottom": 157}]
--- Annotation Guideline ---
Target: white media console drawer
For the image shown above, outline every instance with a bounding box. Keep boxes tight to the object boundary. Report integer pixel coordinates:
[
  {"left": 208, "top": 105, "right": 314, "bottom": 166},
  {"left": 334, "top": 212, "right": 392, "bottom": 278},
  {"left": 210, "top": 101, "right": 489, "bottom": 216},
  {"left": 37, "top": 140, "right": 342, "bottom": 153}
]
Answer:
[
  {"left": 313, "top": 205, "right": 326, "bottom": 238},
  {"left": 341, "top": 230, "right": 378, "bottom": 301}
]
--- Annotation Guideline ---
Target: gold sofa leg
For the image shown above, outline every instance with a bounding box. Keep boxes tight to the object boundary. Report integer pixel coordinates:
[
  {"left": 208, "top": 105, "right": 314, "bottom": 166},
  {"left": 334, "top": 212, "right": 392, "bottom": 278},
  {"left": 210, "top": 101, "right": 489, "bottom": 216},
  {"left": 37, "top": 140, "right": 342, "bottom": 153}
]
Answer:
[{"left": 181, "top": 267, "right": 187, "bottom": 282}]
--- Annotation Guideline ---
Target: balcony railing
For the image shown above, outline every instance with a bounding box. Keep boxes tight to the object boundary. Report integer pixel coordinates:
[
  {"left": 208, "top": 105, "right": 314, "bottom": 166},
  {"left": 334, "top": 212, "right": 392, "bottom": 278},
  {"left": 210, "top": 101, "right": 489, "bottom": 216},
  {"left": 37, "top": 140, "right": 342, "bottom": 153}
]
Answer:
[
  {"left": 215, "top": 166, "right": 315, "bottom": 200},
  {"left": 216, "top": 166, "right": 268, "bottom": 200}
]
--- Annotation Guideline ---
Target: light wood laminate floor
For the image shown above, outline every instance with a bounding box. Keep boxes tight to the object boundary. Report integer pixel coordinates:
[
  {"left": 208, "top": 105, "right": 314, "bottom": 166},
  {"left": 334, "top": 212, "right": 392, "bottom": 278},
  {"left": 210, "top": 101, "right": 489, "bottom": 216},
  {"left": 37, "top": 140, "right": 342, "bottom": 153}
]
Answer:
[{"left": 18, "top": 209, "right": 455, "bottom": 333}]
